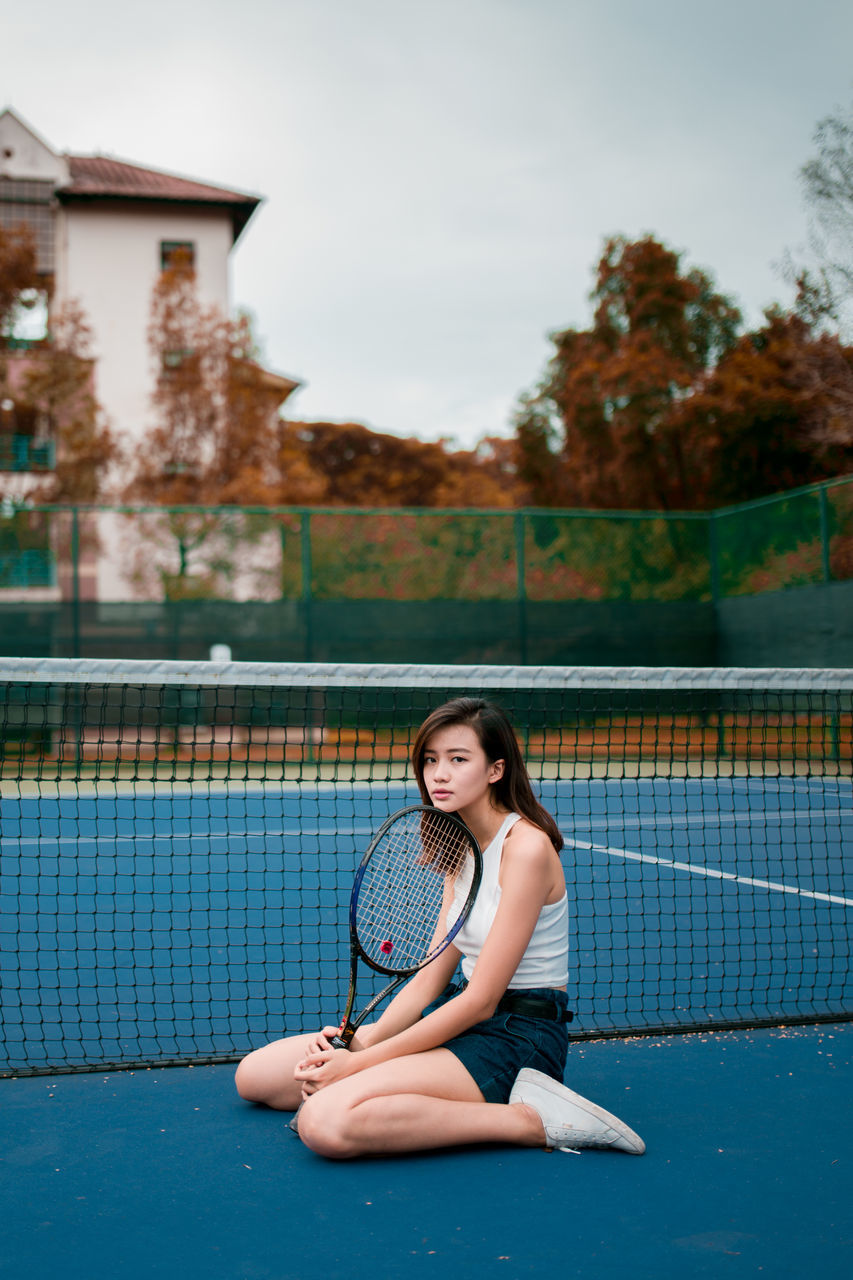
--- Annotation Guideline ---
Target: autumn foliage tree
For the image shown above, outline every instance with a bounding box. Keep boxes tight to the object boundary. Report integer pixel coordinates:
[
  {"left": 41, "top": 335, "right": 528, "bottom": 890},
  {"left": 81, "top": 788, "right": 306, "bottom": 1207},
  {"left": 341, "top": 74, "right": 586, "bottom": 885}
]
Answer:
[
  {"left": 0, "top": 224, "right": 118, "bottom": 594},
  {"left": 128, "top": 257, "right": 520, "bottom": 514},
  {"left": 125, "top": 257, "right": 295, "bottom": 506},
  {"left": 515, "top": 234, "right": 852, "bottom": 510},
  {"left": 17, "top": 301, "right": 121, "bottom": 503},
  {"left": 0, "top": 225, "right": 39, "bottom": 340},
  {"left": 123, "top": 257, "right": 522, "bottom": 598},
  {"left": 669, "top": 309, "right": 853, "bottom": 505},
  {"left": 0, "top": 224, "right": 117, "bottom": 503},
  {"left": 516, "top": 235, "right": 742, "bottom": 509},
  {"left": 121, "top": 256, "right": 310, "bottom": 596},
  {"left": 282, "top": 420, "right": 520, "bottom": 508}
]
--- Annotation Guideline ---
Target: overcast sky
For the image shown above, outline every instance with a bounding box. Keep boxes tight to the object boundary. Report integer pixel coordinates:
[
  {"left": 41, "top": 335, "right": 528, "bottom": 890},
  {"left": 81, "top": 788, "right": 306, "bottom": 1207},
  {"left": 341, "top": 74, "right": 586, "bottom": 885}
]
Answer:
[{"left": 3, "top": 0, "right": 852, "bottom": 446}]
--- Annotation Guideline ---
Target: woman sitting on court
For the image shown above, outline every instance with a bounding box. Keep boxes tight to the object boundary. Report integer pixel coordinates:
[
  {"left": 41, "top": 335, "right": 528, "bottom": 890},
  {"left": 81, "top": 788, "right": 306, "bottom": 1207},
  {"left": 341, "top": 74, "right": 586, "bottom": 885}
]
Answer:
[{"left": 235, "top": 697, "right": 645, "bottom": 1158}]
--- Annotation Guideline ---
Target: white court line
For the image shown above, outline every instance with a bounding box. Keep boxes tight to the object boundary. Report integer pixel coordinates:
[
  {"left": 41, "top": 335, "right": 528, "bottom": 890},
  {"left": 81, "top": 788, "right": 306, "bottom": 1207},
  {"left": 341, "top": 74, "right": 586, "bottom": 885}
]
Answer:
[
  {"left": 0, "top": 825, "right": 375, "bottom": 850},
  {"left": 583, "top": 808, "right": 853, "bottom": 830},
  {"left": 567, "top": 838, "right": 853, "bottom": 908},
  {"left": 6, "top": 823, "right": 851, "bottom": 907}
]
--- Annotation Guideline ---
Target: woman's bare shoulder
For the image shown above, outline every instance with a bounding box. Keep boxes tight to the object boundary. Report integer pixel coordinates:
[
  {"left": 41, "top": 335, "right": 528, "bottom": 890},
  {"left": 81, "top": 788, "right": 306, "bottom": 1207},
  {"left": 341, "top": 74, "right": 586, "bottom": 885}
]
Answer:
[{"left": 503, "top": 816, "right": 554, "bottom": 864}]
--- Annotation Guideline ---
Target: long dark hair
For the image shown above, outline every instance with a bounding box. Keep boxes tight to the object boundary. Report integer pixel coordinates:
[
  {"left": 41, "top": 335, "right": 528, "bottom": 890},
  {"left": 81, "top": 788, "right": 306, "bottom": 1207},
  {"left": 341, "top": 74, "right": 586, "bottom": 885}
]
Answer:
[{"left": 411, "top": 697, "right": 563, "bottom": 852}]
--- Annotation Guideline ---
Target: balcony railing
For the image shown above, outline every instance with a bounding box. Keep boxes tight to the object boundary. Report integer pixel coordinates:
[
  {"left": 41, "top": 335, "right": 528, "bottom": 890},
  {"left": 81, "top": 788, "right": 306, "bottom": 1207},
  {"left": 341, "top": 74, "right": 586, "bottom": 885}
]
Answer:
[
  {"left": 0, "top": 548, "right": 56, "bottom": 589},
  {"left": 0, "top": 435, "right": 56, "bottom": 472}
]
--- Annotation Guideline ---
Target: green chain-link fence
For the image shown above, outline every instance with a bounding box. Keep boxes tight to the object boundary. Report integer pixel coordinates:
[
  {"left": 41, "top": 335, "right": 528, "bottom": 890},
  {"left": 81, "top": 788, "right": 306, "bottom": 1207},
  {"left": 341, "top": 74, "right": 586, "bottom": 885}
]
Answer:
[{"left": 0, "top": 475, "right": 850, "bottom": 664}]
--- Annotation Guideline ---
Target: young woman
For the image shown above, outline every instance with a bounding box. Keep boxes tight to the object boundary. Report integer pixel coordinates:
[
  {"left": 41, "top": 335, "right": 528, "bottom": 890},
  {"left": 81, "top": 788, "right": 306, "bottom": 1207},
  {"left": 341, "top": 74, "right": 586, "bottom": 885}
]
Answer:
[{"left": 235, "top": 697, "right": 644, "bottom": 1158}]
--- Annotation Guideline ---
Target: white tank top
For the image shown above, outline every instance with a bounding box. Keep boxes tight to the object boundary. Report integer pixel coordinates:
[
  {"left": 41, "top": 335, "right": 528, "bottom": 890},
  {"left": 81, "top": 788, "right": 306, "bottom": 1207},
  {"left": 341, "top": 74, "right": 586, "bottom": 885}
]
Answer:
[{"left": 449, "top": 812, "right": 569, "bottom": 987}]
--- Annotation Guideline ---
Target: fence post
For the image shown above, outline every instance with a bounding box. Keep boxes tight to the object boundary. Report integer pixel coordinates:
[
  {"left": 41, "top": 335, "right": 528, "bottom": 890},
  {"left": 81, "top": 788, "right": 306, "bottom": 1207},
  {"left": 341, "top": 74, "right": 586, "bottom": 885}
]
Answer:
[
  {"left": 300, "top": 510, "right": 313, "bottom": 662},
  {"left": 708, "top": 510, "right": 720, "bottom": 603},
  {"left": 818, "top": 485, "right": 831, "bottom": 583},
  {"left": 515, "top": 511, "right": 527, "bottom": 665},
  {"left": 71, "top": 505, "right": 81, "bottom": 659}
]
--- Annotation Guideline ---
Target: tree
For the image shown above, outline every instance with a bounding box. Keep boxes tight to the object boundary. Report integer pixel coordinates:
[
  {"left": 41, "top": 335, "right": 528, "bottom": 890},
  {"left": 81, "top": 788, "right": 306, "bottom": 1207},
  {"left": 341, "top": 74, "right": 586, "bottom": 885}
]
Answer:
[
  {"left": 0, "top": 225, "right": 40, "bottom": 341},
  {"left": 515, "top": 235, "right": 742, "bottom": 508},
  {"left": 792, "top": 100, "right": 853, "bottom": 334},
  {"left": 18, "top": 301, "right": 120, "bottom": 503},
  {"left": 283, "top": 420, "right": 520, "bottom": 508},
  {"left": 125, "top": 257, "right": 295, "bottom": 507},
  {"left": 514, "top": 233, "right": 853, "bottom": 511},
  {"left": 122, "top": 256, "right": 313, "bottom": 599},
  {"left": 511, "top": 393, "right": 567, "bottom": 507},
  {"left": 1, "top": 225, "right": 118, "bottom": 595},
  {"left": 672, "top": 310, "right": 853, "bottom": 504},
  {"left": 123, "top": 258, "right": 524, "bottom": 599},
  {"left": 1, "top": 225, "right": 117, "bottom": 503}
]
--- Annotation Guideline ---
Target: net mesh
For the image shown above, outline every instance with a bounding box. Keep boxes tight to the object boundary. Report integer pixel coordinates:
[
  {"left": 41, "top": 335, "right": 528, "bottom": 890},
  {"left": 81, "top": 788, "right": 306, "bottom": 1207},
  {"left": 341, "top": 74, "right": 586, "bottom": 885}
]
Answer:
[{"left": 1, "top": 658, "right": 851, "bottom": 1077}]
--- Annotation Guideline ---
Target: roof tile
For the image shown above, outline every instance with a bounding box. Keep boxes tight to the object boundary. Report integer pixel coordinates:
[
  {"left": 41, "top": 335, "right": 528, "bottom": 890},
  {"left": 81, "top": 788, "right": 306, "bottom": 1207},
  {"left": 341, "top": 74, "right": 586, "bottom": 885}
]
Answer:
[{"left": 63, "top": 156, "right": 259, "bottom": 208}]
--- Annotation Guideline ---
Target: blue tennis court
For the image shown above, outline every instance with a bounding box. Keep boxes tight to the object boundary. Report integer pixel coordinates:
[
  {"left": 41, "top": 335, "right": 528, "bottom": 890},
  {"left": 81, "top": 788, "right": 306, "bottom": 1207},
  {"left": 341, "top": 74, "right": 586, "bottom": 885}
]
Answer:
[
  {"left": 1, "top": 660, "right": 851, "bottom": 1278},
  {"left": 2, "top": 775, "right": 851, "bottom": 1074},
  {"left": 3, "top": 1023, "right": 851, "bottom": 1279}
]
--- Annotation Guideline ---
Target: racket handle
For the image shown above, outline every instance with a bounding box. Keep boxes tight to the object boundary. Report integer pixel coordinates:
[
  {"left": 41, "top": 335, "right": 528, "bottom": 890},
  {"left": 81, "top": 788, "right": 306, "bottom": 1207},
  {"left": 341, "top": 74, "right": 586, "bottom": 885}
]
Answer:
[{"left": 329, "top": 1028, "right": 354, "bottom": 1049}]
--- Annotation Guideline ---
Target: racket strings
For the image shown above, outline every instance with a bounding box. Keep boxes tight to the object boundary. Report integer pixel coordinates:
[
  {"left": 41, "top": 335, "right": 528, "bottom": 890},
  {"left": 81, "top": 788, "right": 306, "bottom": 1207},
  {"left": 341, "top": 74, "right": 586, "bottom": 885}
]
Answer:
[{"left": 355, "top": 812, "right": 475, "bottom": 972}]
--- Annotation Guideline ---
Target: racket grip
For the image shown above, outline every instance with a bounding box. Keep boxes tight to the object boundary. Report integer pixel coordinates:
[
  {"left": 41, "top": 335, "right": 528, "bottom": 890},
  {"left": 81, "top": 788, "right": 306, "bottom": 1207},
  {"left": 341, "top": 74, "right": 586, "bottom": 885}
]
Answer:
[{"left": 329, "top": 1028, "right": 354, "bottom": 1049}]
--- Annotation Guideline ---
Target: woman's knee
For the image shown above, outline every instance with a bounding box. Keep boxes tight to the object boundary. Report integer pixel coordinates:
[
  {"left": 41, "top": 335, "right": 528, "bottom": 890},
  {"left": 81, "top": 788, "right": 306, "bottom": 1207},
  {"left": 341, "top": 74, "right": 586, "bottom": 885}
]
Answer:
[
  {"left": 234, "top": 1046, "right": 291, "bottom": 1105},
  {"left": 297, "top": 1094, "right": 357, "bottom": 1159},
  {"left": 234, "top": 1052, "right": 265, "bottom": 1102},
  {"left": 234, "top": 1036, "right": 306, "bottom": 1108}
]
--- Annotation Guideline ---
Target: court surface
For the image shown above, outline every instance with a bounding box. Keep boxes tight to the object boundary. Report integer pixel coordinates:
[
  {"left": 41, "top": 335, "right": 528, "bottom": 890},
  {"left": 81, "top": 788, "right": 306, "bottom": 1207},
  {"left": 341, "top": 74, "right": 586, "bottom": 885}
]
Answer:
[
  {"left": 2, "top": 769, "right": 851, "bottom": 1278},
  {"left": 2, "top": 774, "right": 851, "bottom": 1071},
  {"left": 2, "top": 1021, "right": 851, "bottom": 1280}
]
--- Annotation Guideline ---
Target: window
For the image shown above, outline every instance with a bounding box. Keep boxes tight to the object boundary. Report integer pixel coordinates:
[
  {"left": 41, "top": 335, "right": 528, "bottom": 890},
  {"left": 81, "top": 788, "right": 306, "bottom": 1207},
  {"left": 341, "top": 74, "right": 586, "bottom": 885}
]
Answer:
[
  {"left": 6, "top": 289, "right": 49, "bottom": 344},
  {"left": 160, "top": 348, "right": 197, "bottom": 373},
  {"left": 0, "top": 178, "right": 56, "bottom": 275},
  {"left": 0, "top": 395, "right": 55, "bottom": 472},
  {"left": 160, "top": 240, "right": 195, "bottom": 272}
]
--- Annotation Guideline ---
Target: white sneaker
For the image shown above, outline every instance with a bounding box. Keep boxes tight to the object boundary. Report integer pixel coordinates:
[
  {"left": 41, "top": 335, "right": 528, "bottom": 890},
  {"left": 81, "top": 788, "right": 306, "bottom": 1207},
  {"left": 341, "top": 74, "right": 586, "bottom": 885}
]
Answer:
[{"left": 509, "top": 1068, "right": 646, "bottom": 1155}]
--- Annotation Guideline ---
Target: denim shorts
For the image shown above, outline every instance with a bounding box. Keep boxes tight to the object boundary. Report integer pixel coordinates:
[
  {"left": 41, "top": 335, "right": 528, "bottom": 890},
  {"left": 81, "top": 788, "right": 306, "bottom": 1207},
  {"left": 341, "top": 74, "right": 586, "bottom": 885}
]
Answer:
[{"left": 422, "top": 982, "right": 571, "bottom": 1104}]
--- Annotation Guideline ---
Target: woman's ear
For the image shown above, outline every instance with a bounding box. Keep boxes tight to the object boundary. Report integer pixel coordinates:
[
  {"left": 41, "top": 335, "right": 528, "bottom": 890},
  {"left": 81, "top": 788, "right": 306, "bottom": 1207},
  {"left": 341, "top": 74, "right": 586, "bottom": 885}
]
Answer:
[{"left": 489, "top": 758, "right": 505, "bottom": 784}]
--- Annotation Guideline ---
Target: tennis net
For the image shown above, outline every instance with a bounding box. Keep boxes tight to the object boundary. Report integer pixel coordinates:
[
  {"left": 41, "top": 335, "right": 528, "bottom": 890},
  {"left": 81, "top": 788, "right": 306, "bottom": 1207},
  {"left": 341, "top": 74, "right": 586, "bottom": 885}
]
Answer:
[{"left": 1, "top": 657, "right": 851, "bottom": 1076}]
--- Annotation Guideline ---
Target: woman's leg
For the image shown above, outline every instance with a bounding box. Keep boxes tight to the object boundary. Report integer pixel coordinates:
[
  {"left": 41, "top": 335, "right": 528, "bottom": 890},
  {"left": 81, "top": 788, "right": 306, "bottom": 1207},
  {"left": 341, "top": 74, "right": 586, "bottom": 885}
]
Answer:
[
  {"left": 235, "top": 1033, "right": 320, "bottom": 1110},
  {"left": 296, "top": 1048, "right": 543, "bottom": 1159}
]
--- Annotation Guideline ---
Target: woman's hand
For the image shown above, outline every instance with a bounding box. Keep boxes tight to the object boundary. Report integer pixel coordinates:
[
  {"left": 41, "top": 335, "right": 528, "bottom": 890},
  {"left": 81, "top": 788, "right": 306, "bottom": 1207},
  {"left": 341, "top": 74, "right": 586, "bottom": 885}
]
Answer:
[
  {"left": 293, "top": 1041, "right": 359, "bottom": 1098},
  {"left": 300, "top": 1026, "right": 340, "bottom": 1059},
  {"left": 306, "top": 1023, "right": 376, "bottom": 1055}
]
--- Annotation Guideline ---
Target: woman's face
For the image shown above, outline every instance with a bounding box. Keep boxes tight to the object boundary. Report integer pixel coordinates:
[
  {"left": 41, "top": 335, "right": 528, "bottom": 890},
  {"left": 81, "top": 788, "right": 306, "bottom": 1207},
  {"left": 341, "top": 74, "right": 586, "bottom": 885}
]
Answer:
[{"left": 421, "top": 722, "right": 503, "bottom": 815}]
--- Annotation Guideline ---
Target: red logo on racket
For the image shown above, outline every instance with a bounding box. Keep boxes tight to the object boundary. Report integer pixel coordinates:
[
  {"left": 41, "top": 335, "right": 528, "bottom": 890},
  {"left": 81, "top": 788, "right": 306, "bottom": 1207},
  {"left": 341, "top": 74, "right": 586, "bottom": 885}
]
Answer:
[{"left": 380, "top": 940, "right": 394, "bottom": 954}]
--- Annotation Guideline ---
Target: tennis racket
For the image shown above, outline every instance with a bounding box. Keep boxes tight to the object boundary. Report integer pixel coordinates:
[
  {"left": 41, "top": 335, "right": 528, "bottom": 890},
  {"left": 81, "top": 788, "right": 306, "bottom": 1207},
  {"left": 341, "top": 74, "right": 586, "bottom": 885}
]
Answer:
[{"left": 328, "top": 804, "right": 482, "bottom": 1048}]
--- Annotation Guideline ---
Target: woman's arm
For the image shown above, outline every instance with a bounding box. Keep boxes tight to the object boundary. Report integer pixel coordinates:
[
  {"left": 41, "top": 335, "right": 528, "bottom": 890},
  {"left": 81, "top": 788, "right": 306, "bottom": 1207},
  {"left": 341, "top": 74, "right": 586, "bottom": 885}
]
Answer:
[
  {"left": 340, "top": 867, "right": 464, "bottom": 1051},
  {"left": 367, "top": 823, "right": 556, "bottom": 1055},
  {"left": 296, "top": 823, "right": 556, "bottom": 1087},
  {"left": 352, "top": 942, "right": 462, "bottom": 1049}
]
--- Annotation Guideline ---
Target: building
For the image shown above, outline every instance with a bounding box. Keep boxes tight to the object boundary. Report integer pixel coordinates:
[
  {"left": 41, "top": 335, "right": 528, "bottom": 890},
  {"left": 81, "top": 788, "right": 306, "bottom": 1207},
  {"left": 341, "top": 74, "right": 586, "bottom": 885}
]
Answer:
[{"left": 0, "top": 107, "right": 299, "bottom": 600}]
